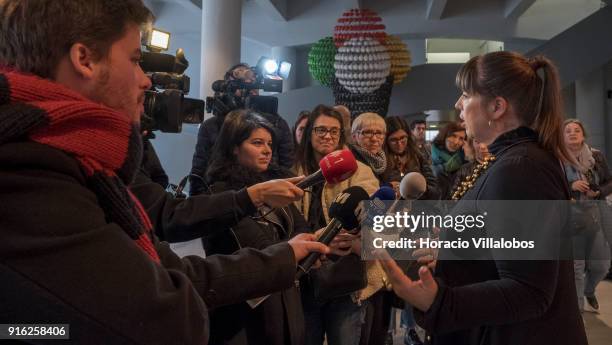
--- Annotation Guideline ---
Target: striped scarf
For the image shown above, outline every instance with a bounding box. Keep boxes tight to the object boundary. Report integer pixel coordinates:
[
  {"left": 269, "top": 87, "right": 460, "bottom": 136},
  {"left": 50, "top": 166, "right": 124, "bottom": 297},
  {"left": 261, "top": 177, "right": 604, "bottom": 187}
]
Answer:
[{"left": 0, "top": 69, "right": 159, "bottom": 263}]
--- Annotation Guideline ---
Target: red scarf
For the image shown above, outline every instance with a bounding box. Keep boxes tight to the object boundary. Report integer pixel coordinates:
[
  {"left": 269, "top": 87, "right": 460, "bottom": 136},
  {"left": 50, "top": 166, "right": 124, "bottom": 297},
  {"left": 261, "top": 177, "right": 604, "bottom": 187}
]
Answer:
[{"left": 0, "top": 69, "right": 160, "bottom": 263}]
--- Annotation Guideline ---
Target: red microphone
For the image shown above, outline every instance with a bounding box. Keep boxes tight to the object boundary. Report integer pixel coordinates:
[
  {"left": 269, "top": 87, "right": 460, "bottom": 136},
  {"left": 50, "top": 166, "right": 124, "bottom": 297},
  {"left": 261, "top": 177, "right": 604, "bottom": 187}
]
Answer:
[{"left": 296, "top": 149, "right": 358, "bottom": 189}]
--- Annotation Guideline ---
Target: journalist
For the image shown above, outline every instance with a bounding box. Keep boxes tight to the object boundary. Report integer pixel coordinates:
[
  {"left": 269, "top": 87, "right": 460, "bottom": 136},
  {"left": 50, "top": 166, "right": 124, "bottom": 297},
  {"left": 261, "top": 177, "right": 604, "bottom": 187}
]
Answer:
[
  {"left": 190, "top": 63, "right": 294, "bottom": 196},
  {"left": 0, "top": 1, "right": 329, "bottom": 344}
]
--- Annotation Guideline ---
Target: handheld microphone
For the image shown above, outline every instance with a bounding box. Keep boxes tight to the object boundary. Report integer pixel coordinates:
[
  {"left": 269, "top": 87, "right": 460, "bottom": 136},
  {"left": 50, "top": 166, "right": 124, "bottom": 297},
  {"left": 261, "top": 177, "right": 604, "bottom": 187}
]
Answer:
[
  {"left": 296, "top": 186, "right": 369, "bottom": 279},
  {"left": 296, "top": 149, "right": 358, "bottom": 189},
  {"left": 399, "top": 172, "right": 427, "bottom": 200}
]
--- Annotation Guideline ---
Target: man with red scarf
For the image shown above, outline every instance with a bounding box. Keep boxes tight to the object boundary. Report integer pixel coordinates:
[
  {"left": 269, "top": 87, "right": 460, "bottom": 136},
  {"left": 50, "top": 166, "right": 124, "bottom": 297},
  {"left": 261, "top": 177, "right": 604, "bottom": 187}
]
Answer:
[{"left": 0, "top": 1, "right": 328, "bottom": 344}]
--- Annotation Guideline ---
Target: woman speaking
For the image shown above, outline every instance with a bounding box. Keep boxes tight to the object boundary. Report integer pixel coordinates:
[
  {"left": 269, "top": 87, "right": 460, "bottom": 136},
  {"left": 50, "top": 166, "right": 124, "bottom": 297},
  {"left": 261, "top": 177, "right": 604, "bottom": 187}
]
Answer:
[{"left": 379, "top": 51, "right": 587, "bottom": 345}]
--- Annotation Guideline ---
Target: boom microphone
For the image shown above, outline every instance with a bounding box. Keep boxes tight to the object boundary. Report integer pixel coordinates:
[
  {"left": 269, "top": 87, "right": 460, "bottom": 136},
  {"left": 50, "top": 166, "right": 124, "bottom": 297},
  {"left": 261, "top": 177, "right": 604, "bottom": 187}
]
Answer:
[
  {"left": 296, "top": 149, "right": 358, "bottom": 189},
  {"left": 296, "top": 186, "right": 369, "bottom": 279}
]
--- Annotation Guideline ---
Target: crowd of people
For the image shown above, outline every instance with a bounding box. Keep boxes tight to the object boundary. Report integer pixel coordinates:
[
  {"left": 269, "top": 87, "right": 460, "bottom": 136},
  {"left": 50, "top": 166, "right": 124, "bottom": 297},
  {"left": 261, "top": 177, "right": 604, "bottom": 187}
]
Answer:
[{"left": 1, "top": 1, "right": 610, "bottom": 345}]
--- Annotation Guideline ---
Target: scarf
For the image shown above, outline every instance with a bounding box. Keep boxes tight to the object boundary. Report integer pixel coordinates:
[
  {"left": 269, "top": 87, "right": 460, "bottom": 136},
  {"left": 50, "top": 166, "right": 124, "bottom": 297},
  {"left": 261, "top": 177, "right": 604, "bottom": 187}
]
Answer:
[
  {"left": 351, "top": 144, "right": 387, "bottom": 175},
  {"left": 0, "top": 69, "right": 159, "bottom": 263},
  {"left": 574, "top": 143, "right": 596, "bottom": 175}
]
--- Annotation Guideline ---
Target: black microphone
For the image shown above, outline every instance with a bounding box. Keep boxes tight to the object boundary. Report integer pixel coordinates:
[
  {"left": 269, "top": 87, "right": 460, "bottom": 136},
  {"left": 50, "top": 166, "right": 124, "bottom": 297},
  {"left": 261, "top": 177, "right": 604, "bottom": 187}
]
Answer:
[{"left": 296, "top": 186, "right": 369, "bottom": 279}]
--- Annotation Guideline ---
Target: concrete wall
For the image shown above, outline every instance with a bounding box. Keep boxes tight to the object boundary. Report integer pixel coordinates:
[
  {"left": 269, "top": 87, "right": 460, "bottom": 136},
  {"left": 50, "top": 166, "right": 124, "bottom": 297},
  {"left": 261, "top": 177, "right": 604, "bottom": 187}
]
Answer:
[{"left": 576, "top": 67, "right": 606, "bottom": 153}]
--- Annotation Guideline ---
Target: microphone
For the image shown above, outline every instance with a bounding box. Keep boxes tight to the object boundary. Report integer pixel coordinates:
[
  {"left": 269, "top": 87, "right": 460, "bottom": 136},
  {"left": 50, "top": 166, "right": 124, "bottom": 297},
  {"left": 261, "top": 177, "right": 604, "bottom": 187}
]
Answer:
[
  {"left": 399, "top": 172, "right": 427, "bottom": 200},
  {"left": 296, "top": 186, "right": 369, "bottom": 279},
  {"left": 296, "top": 149, "right": 358, "bottom": 189},
  {"left": 360, "top": 186, "right": 397, "bottom": 229}
]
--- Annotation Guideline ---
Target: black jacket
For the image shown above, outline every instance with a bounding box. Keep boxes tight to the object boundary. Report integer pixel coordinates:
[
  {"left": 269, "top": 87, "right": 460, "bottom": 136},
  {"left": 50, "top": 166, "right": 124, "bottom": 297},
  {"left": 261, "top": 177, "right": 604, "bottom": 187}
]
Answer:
[
  {"left": 0, "top": 141, "right": 298, "bottom": 345},
  {"left": 416, "top": 127, "right": 587, "bottom": 345},
  {"left": 131, "top": 168, "right": 257, "bottom": 243},
  {"left": 203, "top": 174, "right": 310, "bottom": 345}
]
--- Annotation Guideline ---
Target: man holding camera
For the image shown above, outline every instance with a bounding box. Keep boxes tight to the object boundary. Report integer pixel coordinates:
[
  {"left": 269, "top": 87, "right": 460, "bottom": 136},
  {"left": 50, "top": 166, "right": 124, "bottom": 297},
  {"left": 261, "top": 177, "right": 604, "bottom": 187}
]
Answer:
[
  {"left": 190, "top": 63, "right": 294, "bottom": 196},
  {"left": 0, "top": 1, "right": 328, "bottom": 344}
]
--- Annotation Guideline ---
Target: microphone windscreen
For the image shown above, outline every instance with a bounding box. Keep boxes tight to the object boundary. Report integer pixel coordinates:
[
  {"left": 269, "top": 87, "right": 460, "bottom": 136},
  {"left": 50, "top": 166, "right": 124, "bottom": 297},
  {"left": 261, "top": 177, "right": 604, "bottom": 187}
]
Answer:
[
  {"left": 319, "top": 149, "right": 358, "bottom": 184},
  {"left": 399, "top": 172, "right": 427, "bottom": 200},
  {"left": 371, "top": 186, "right": 396, "bottom": 201},
  {"left": 328, "top": 186, "right": 370, "bottom": 230}
]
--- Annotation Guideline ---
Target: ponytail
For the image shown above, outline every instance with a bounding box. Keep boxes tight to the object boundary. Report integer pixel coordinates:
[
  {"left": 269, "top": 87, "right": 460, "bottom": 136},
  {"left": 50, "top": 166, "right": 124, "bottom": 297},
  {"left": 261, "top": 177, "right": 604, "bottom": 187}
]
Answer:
[{"left": 528, "top": 55, "right": 573, "bottom": 164}]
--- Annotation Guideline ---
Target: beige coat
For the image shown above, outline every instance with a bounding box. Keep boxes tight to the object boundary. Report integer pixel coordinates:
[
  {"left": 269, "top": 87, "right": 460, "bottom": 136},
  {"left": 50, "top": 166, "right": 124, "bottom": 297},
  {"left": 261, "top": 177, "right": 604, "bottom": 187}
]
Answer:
[
  {"left": 294, "top": 161, "right": 388, "bottom": 302},
  {"left": 294, "top": 160, "right": 379, "bottom": 222}
]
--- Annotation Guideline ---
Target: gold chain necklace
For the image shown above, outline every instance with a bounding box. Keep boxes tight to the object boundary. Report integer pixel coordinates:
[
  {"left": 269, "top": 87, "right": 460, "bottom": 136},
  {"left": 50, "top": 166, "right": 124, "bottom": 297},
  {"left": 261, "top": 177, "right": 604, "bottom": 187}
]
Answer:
[{"left": 451, "top": 155, "right": 497, "bottom": 200}]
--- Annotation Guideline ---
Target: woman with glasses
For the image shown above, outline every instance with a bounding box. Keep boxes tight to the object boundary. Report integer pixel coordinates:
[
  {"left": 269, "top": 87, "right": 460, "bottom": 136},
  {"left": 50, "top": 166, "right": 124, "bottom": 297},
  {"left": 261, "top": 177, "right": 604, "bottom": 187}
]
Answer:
[
  {"left": 203, "top": 109, "right": 311, "bottom": 345},
  {"left": 431, "top": 122, "right": 467, "bottom": 199},
  {"left": 349, "top": 112, "right": 388, "bottom": 183},
  {"left": 294, "top": 104, "right": 379, "bottom": 345},
  {"left": 383, "top": 116, "right": 438, "bottom": 200}
]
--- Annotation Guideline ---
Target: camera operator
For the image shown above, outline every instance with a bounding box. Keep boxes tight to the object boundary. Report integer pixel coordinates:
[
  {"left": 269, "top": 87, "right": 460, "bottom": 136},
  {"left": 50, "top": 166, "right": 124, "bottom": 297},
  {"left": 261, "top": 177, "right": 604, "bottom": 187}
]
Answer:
[
  {"left": 0, "top": 2, "right": 329, "bottom": 345},
  {"left": 190, "top": 63, "right": 294, "bottom": 196}
]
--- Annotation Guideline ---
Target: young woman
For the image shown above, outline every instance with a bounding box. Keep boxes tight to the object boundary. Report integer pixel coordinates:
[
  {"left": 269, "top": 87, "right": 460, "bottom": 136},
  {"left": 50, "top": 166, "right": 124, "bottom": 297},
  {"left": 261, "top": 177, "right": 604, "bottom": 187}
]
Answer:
[
  {"left": 383, "top": 116, "right": 438, "bottom": 200},
  {"left": 563, "top": 119, "right": 612, "bottom": 313},
  {"left": 380, "top": 52, "right": 587, "bottom": 345},
  {"left": 430, "top": 122, "right": 467, "bottom": 198},
  {"left": 204, "top": 109, "right": 310, "bottom": 345},
  {"left": 294, "top": 104, "right": 379, "bottom": 345},
  {"left": 293, "top": 110, "right": 310, "bottom": 146}
]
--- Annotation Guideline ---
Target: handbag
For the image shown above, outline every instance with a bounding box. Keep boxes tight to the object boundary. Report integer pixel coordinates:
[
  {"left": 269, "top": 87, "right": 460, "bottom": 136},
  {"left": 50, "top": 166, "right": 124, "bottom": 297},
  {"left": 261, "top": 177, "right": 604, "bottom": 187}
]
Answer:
[
  {"left": 309, "top": 254, "right": 367, "bottom": 301},
  {"left": 570, "top": 200, "right": 600, "bottom": 236}
]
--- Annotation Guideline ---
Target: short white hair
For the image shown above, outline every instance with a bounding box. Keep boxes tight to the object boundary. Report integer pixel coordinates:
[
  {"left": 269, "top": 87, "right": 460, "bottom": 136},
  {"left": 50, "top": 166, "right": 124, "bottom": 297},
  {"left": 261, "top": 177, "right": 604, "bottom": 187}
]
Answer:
[{"left": 351, "top": 112, "right": 386, "bottom": 134}]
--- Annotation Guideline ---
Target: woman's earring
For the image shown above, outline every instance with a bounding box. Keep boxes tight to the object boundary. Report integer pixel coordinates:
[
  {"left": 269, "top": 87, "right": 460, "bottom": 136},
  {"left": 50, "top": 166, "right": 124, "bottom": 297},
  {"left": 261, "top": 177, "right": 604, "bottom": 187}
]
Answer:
[{"left": 488, "top": 120, "right": 492, "bottom": 127}]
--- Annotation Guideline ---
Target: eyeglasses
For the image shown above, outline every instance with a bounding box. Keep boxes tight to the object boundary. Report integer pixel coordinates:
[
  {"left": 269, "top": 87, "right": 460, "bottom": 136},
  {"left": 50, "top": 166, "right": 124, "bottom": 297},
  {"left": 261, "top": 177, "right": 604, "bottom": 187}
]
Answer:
[
  {"left": 388, "top": 136, "right": 408, "bottom": 145},
  {"left": 313, "top": 126, "right": 342, "bottom": 138},
  {"left": 359, "top": 130, "right": 386, "bottom": 139}
]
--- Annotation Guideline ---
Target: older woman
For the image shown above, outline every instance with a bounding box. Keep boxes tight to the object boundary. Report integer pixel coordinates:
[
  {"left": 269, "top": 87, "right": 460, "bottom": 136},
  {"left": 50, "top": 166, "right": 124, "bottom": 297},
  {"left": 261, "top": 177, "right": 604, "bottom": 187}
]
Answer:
[
  {"left": 350, "top": 112, "right": 388, "bottom": 183},
  {"left": 380, "top": 51, "right": 587, "bottom": 345},
  {"left": 294, "top": 104, "right": 379, "bottom": 345},
  {"left": 563, "top": 119, "right": 612, "bottom": 313}
]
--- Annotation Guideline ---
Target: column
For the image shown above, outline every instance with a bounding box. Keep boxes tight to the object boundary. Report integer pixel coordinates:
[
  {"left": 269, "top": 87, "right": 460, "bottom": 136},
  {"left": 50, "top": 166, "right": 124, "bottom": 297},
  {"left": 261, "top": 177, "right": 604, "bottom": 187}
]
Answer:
[{"left": 200, "top": 0, "right": 242, "bottom": 100}]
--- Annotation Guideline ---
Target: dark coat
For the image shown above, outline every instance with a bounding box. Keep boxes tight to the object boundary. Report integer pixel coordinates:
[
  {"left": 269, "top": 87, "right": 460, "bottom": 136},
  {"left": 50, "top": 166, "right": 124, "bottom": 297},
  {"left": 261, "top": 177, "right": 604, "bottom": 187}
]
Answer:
[
  {"left": 131, "top": 168, "right": 257, "bottom": 243},
  {"left": 203, "top": 173, "right": 310, "bottom": 345},
  {"left": 190, "top": 112, "right": 294, "bottom": 196},
  {"left": 0, "top": 141, "right": 298, "bottom": 345},
  {"left": 416, "top": 127, "right": 587, "bottom": 345}
]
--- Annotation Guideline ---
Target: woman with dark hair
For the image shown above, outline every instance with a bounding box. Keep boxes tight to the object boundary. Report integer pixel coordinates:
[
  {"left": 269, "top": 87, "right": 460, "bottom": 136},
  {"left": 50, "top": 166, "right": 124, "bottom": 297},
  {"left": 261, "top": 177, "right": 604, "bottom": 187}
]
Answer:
[
  {"left": 563, "top": 119, "right": 612, "bottom": 313},
  {"left": 204, "top": 109, "right": 310, "bottom": 345},
  {"left": 294, "top": 104, "right": 379, "bottom": 345},
  {"left": 293, "top": 110, "right": 311, "bottom": 146},
  {"left": 383, "top": 116, "right": 438, "bottom": 200},
  {"left": 380, "top": 51, "right": 587, "bottom": 345},
  {"left": 430, "top": 122, "right": 467, "bottom": 199}
]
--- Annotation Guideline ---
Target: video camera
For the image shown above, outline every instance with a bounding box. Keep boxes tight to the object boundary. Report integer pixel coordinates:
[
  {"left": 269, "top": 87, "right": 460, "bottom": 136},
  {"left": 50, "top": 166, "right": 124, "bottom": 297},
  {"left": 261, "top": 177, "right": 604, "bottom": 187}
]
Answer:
[
  {"left": 205, "top": 57, "right": 291, "bottom": 116},
  {"left": 140, "top": 28, "right": 204, "bottom": 133}
]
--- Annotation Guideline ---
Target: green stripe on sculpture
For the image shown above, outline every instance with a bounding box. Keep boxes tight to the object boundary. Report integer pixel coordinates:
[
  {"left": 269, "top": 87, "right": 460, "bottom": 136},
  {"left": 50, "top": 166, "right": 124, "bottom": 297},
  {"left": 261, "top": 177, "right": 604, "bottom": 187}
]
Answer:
[{"left": 308, "top": 37, "right": 337, "bottom": 87}]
